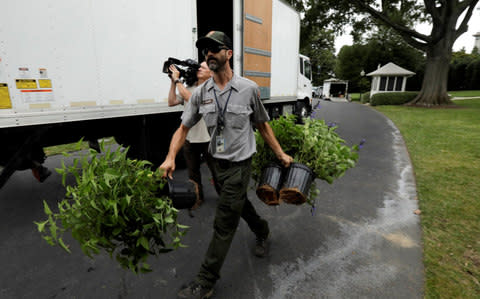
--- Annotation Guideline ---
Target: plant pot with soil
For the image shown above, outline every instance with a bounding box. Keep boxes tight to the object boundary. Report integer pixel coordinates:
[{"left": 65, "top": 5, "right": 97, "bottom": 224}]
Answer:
[
  {"left": 252, "top": 114, "right": 359, "bottom": 206},
  {"left": 256, "top": 163, "right": 284, "bottom": 205}
]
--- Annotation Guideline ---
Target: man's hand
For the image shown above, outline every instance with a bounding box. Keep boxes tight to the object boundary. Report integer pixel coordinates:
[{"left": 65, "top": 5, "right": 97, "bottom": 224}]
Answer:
[
  {"left": 169, "top": 65, "right": 180, "bottom": 82},
  {"left": 277, "top": 152, "right": 293, "bottom": 168},
  {"left": 159, "top": 158, "right": 176, "bottom": 179},
  {"left": 257, "top": 121, "right": 293, "bottom": 168}
]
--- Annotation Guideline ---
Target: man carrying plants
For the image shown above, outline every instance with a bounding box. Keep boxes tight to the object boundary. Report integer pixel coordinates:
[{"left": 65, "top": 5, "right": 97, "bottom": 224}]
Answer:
[{"left": 159, "top": 31, "right": 293, "bottom": 299}]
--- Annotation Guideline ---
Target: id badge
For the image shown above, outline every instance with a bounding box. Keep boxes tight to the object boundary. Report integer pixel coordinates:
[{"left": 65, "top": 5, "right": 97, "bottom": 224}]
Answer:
[{"left": 216, "top": 135, "right": 226, "bottom": 153}]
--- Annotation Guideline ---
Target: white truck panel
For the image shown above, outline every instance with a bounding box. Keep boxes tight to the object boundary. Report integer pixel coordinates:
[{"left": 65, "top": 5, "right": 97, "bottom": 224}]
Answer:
[
  {"left": 0, "top": 0, "right": 195, "bottom": 127},
  {"left": 270, "top": 0, "right": 300, "bottom": 99}
]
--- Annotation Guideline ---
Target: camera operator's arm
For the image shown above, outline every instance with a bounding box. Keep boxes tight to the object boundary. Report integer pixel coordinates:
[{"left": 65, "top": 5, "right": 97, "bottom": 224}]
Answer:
[{"left": 168, "top": 65, "right": 192, "bottom": 106}]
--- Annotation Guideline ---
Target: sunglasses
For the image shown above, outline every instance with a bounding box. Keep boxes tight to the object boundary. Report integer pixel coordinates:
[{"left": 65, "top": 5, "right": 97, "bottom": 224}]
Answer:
[{"left": 202, "top": 45, "right": 229, "bottom": 56}]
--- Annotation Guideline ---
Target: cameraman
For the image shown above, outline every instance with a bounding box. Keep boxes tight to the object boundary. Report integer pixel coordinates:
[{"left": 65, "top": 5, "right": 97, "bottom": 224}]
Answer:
[{"left": 167, "top": 62, "right": 219, "bottom": 209}]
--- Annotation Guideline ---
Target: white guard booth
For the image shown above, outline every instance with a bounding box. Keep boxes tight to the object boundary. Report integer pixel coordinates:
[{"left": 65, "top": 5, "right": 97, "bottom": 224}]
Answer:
[{"left": 367, "top": 62, "right": 415, "bottom": 96}]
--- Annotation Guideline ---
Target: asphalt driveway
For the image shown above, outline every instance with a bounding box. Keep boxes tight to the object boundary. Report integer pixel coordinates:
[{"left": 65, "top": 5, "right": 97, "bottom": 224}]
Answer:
[{"left": 0, "top": 99, "right": 423, "bottom": 298}]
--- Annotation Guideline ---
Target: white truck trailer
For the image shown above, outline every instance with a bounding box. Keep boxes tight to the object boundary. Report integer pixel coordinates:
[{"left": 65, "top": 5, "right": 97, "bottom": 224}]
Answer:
[
  {"left": 322, "top": 78, "right": 349, "bottom": 101},
  {"left": 0, "top": 0, "right": 312, "bottom": 187}
]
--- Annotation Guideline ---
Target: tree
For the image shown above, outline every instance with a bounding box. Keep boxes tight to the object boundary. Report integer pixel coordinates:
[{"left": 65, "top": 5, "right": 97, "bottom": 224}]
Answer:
[
  {"left": 348, "top": 0, "right": 479, "bottom": 106},
  {"left": 336, "top": 28, "right": 425, "bottom": 92},
  {"left": 449, "top": 49, "right": 480, "bottom": 90},
  {"left": 284, "top": 0, "right": 345, "bottom": 85}
]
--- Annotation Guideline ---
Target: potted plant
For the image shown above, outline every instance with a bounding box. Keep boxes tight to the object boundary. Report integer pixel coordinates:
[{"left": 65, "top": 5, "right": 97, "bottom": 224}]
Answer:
[
  {"left": 35, "top": 140, "right": 188, "bottom": 273},
  {"left": 252, "top": 115, "right": 302, "bottom": 205},
  {"left": 252, "top": 115, "right": 359, "bottom": 206}
]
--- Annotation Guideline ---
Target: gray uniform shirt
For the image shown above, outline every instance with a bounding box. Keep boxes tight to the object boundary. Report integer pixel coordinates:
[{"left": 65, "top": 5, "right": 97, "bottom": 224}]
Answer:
[{"left": 181, "top": 73, "right": 270, "bottom": 161}]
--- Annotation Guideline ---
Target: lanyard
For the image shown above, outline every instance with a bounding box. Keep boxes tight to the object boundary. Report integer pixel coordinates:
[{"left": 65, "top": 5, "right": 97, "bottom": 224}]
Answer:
[{"left": 213, "top": 88, "right": 233, "bottom": 133}]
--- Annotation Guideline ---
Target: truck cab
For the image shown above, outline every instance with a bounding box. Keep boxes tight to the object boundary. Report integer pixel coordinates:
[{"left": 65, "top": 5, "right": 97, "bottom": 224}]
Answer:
[{"left": 296, "top": 54, "right": 313, "bottom": 118}]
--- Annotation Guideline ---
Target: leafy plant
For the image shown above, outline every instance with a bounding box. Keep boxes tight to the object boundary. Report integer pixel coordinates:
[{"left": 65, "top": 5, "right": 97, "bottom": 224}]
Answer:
[
  {"left": 35, "top": 140, "right": 188, "bottom": 273},
  {"left": 252, "top": 114, "right": 303, "bottom": 182},
  {"left": 295, "top": 117, "right": 358, "bottom": 184},
  {"left": 253, "top": 115, "right": 359, "bottom": 205}
]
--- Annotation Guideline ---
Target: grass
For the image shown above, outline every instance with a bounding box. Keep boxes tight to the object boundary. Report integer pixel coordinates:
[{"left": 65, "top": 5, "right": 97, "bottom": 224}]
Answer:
[
  {"left": 350, "top": 93, "right": 361, "bottom": 102},
  {"left": 44, "top": 137, "right": 116, "bottom": 156},
  {"left": 375, "top": 99, "right": 480, "bottom": 298},
  {"left": 448, "top": 90, "right": 480, "bottom": 98}
]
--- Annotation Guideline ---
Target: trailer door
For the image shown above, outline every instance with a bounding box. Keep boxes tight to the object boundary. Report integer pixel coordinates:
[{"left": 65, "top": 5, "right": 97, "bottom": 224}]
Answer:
[{"left": 243, "top": 0, "right": 272, "bottom": 99}]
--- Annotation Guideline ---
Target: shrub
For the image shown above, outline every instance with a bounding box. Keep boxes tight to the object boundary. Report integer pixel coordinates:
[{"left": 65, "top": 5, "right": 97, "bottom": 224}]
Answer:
[
  {"left": 370, "top": 91, "right": 419, "bottom": 106},
  {"left": 361, "top": 92, "right": 371, "bottom": 103},
  {"left": 35, "top": 141, "right": 188, "bottom": 273}
]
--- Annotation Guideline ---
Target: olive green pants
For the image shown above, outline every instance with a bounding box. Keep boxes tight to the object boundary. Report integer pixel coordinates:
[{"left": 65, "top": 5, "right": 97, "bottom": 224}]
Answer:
[{"left": 196, "top": 158, "right": 269, "bottom": 287}]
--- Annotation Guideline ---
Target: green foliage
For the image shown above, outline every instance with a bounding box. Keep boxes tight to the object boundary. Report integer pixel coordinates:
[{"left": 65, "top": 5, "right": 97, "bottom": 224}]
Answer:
[
  {"left": 295, "top": 118, "right": 359, "bottom": 184},
  {"left": 370, "top": 91, "right": 419, "bottom": 106},
  {"left": 253, "top": 115, "right": 359, "bottom": 204},
  {"left": 34, "top": 141, "right": 188, "bottom": 274},
  {"left": 449, "top": 50, "right": 480, "bottom": 91},
  {"left": 284, "top": 0, "right": 342, "bottom": 86},
  {"left": 360, "top": 92, "right": 371, "bottom": 103},
  {"left": 336, "top": 30, "right": 425, "bottom": 93},
  {"left": 252, "top": 114, "right": 303, "bottom": 183}
]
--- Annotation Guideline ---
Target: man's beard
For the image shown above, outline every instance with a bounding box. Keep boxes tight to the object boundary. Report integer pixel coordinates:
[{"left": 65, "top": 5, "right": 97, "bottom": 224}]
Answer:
[{"left": 207, "top": 55, "right": 226, "bottom": 72}]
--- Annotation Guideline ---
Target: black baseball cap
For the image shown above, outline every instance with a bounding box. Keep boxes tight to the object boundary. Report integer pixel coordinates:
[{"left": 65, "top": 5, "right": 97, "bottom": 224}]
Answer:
[{"left": 196, "top": 31, "right": 233, "bottom": 50}]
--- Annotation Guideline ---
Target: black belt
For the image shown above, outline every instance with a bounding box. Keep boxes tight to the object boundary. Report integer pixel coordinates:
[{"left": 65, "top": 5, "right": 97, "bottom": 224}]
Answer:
[{"left": 215, "top": 157, "right": 252, "bottom": 169}]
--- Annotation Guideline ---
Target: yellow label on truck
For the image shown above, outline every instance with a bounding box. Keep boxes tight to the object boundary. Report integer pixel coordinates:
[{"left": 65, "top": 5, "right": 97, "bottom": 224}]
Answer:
[
  {"left": 16, "top": 79, "right": 37, "bottom": 89},
  {"left": 38, "top": 79, "right": 52, "bottom": 88},
  {"left": 0, "top": 83, "right": 12, "bottom": 109}
]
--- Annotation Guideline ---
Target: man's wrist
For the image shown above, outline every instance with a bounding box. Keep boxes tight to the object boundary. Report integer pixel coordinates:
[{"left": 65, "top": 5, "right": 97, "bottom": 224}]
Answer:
[{"left": 174, "top": 79, "right": 182, "bottom": 85}]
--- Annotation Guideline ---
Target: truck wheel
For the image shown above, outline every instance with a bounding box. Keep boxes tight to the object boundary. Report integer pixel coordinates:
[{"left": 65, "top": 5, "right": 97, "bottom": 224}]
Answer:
[
  {"left": 295, "top": 101, "right": 310, "bottom": 123},
  {"left": 269, "top": 106, "right": 281, "bottom": 119}
]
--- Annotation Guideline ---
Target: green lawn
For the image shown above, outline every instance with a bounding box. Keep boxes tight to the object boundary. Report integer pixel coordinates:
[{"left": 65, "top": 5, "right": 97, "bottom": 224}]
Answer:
[
  {"left": 375, "top": 100, "right": 480, "bottom": 298},
  {"left": 350, "top": 93, "right": 361, "bottom": 102},
  {"left": 448, "top": 90, "right": 480, "bottom": 98}
]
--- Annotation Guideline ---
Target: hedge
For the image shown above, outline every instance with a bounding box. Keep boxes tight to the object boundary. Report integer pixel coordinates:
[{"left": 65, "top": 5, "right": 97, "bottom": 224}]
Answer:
[
  {"left": 370, "top": 91, "right": 419, "bottom": 106},
  {"left": 360, "top": 92, "right": 371, "bottom": 103}
]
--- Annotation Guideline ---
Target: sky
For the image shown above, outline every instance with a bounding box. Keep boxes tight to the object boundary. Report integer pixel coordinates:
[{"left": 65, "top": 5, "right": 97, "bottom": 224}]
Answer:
[{"left": 334, "top": 5, "right": 480, "bottom": 54}]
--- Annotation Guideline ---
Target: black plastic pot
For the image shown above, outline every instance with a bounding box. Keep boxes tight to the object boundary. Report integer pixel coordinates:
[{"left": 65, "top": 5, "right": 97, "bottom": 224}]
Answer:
[
  {"left": 256, "top": 163, "right": 284, "bottom": 206},
  {"left": 279, "top": 162, "right": 315, "bottom": 205},
  {"left": 155, "top": 179, "right": 198, "bottom": 210}
]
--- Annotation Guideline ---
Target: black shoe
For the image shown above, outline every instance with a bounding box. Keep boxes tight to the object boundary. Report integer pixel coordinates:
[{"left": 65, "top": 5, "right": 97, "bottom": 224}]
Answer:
[
  {"left": 177, "top": 281, "right": 214, "bottom": 299},
  {"left": 254, "top": 233, "right": 269, "bottom": 258}
]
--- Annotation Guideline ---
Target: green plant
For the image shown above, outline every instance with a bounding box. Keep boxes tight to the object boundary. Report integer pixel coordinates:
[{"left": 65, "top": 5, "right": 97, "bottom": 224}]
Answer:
[
  {"left": 252, "top": 114, "right": 303, "bottom": 183},
  {"left": 35, "top": 140, "right": 188, "bottom": 273},
  {"left": 370, "top": 91, "right": 419, "bottom": 106},
  {"left": 253, "top": 115, "right": 359, "bottom": 205},
  {"left": 295, "top": 117, "right": 359, "bottom": 184},
  {"left": 361, "top": 92, "right": 371, "bottom": 103}
]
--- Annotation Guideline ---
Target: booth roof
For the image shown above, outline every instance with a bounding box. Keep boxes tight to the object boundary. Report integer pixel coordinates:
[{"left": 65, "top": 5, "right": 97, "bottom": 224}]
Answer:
[{"left": 366, "top": 62, "right": 415, "bottom": 76}]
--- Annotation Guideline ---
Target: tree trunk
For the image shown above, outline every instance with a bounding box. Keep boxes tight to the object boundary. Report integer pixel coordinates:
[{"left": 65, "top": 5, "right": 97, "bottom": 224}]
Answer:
[{"left": 408, "top": 35, "right": 454, "bottom": 106}]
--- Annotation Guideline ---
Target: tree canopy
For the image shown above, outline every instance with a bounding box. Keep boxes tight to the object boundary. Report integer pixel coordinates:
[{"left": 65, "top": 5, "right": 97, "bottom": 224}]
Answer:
[{"left": 288, "top": 0, "right": 480, "bottom": 106}]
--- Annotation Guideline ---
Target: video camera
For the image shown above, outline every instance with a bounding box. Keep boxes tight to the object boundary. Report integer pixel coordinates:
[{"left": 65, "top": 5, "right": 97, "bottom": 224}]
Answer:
[{"left": 162, "top": 57, "right": 200, "bottom": 86}]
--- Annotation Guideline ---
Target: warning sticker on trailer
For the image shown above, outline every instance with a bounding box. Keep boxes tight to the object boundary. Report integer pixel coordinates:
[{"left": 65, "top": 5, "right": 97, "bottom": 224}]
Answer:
[
  {"left": 16, "top": 79, "right": 37, "bottom": 89},
  {"left": 38, "top": 79, "right": 52, "bottom": 88},
  {"left": 21, "top": 89, "right": 54, "bottom": 103},
  {"left": 0, "top": 83, "right": 12, "bottom": 109}
]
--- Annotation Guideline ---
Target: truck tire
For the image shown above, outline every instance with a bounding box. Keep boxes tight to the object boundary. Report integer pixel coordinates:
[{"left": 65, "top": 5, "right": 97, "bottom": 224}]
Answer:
[
  {"left": 295, "top": 101, "right": 310, "bottom": 123},
  {"left": 268, "top": 105, "right": 282, "bottom": 119}
]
